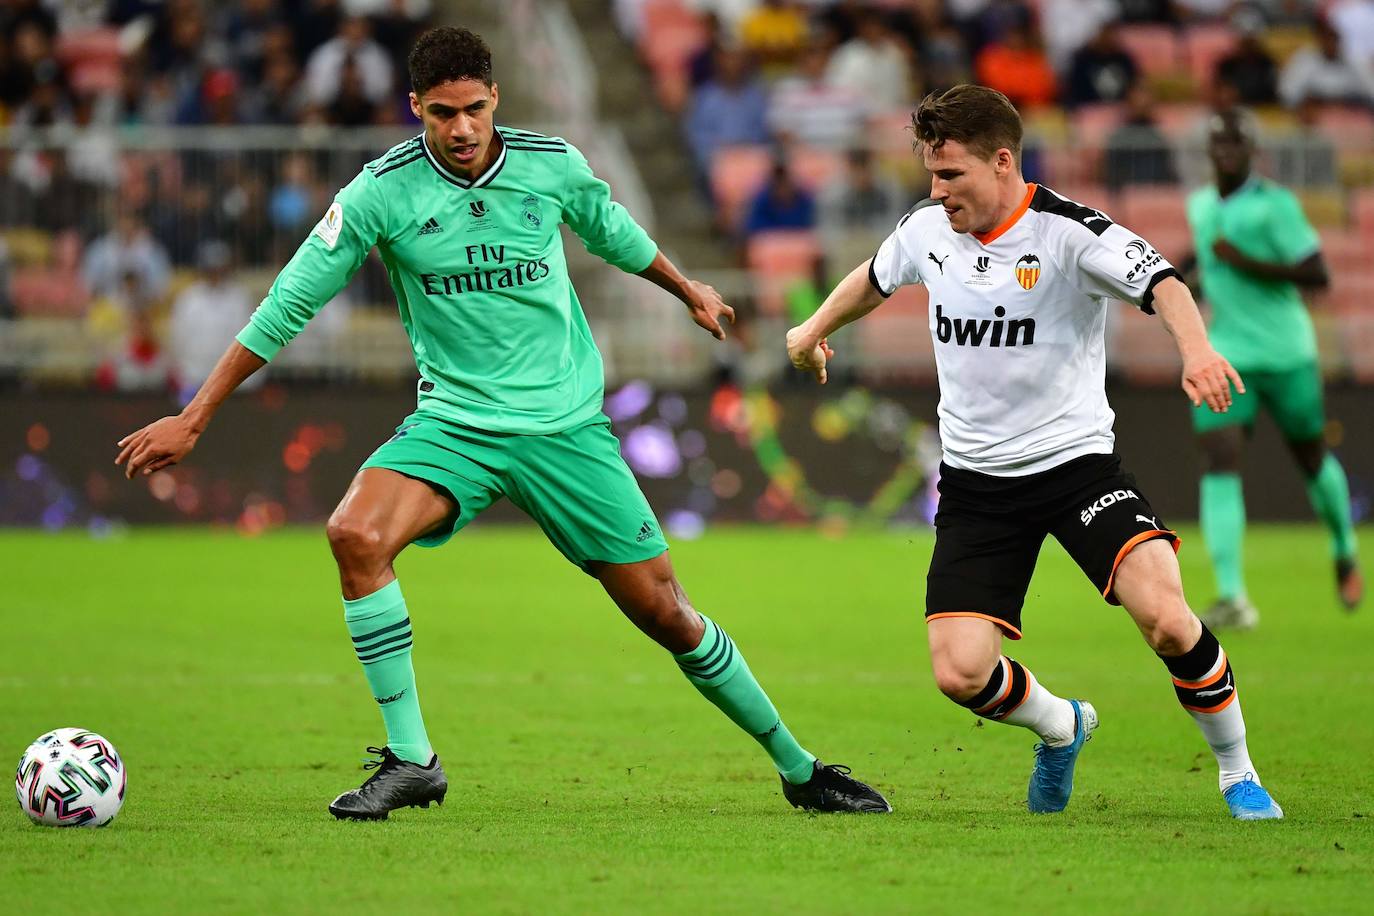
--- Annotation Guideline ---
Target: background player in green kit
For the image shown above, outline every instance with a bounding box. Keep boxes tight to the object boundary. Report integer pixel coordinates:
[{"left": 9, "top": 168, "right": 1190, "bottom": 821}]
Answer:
[
  {"left": 114, "top": 27, "right": 889, "bottom": 820},
  {"left": 1187, "top": 110, "right": 1362, "bottom": 630}
]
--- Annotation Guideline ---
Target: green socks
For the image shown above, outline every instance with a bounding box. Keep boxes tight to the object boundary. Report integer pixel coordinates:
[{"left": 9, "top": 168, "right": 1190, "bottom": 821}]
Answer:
[
  {"left": 1307, "top": 454, "right": 1358, "bottom": 561},
  {"left": 674, "top": 615, "right": 817, "bottom": 785},
  {"left": 343, "top": 580, "right": 433, "bottom": 765},
  {"left": 1201, "top": 472, "right": 1247, "bottom": 600}
]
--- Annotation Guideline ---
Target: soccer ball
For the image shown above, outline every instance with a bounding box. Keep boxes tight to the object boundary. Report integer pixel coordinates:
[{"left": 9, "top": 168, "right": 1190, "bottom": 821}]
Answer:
[{"left": 14, "top": 728, "right": 126, "bottom": 827}]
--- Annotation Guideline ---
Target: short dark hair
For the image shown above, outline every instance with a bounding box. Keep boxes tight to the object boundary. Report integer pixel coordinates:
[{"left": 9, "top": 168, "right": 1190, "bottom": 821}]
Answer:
[
  {"left": 911, "top": 84, "right": 1023, "bottom": 163},
  {"left": 408, "top": 27, "right": 493, "bottom": 95}
]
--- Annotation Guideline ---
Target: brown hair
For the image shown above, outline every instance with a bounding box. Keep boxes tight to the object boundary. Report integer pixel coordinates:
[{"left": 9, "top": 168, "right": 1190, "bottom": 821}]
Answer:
[{"left": 911, "top": 84, "right": 1023, "bottom": 163}]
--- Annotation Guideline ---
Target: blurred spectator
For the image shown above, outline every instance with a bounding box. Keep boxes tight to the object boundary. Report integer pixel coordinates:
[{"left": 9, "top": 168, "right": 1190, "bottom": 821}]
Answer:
[
  {"left": 1271, "top": 98, "right": 1339, "bottom": 187},
  {"left": 270, "top": 153, "right": 323, "bottom": 241},
  {"left": 360, "top": 0, "right": 433, "bottom": 59},
  {"left": 1278, "top": 17, "right": 1374, "bottom": 108},
  {"left": 82, "top": 213, "right": 171, "bottom": 303},
  {"left": 178, "top": 68, "right": 245, "bottom": 125},
  {"left": 684, "top": 47, "right": 769, "bottom": 178},
  {"left": 1330, "top": 0, "right": 1374, "bottom": 71},
  {"left": 1, "top": 0, "right": 57, "bottom": 41},
  {"left": 1116, "top": 0, "right": 1176, "bottom": 22},
  {"left": 975, "top": 15, "right": 1056, "bottom": 109},
  {"left": 94, "top": 297, "right": 170, "bottom": 393},
  {"left": 743, "top": 160, "right": 816, "bottom": 238},
  {"left": 818, "top": 148, "right": 908, "bottom": 235},
  {"left": 825, "top": 12, "right": 918, "bottom": 112},
  {"left": 152, "top": 182, "right": 222, "bottom": 267},
  {"left": 1215, "top": 32, "right": 1279, "bottom": 106},
  {"left": 1039, "top": 0, "right": 1119, "bottom": 74},
  {"left": 325, "top": 55, "right": 380, "bottom": 125},
  {"left": 168, "top": 239, "right": 260, "bottom": 402},
  {"left": 303, "top": 16, "right": 393, "bottom": 109},
  {"left": 10, "top": 64, "right": 72, "bottom": 127},
  {"left": 739, "top": 0, "right": 808, "bottom": 74},
  {"left": 0, "top": 149, "right": 37, "bottom": 227},
  {"left": 1065, "top": 23, "right": 1139, "bottom": 109},
  {"left": 916, "top": 17, "right": 974, "bottom": 94},
  {"left": 687, "top": 12, "right": 725, "bottom": 88},
  {"left": 766, "top": 40, "right": 864, "bottom": 149},
  {"left": 1103, "top": 83, "right": 1178, "bottom": 191},
  {"left": 224, "top": 0, "right": 285, "bottom": 84},
  {"left": 287, "top": 0, "right": 344, "bottom": 60},
  {"left": 240, "top": 51, "right": 305, "bottom": 124},
  {"left": 1173, "top": 0, "right": 1231, "bottom": 17}
]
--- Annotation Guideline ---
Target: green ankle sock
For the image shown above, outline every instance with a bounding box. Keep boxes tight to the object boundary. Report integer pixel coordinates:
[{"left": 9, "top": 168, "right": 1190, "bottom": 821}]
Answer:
[
  {"left": 343, "top": 579, "right": 433, "bottom": 765},
  {"left": 1201, "top": 473, "right": 1247, "bottom": 600},
  {"left": 674, "top": 615, "right": 816, "bottom": 784}
]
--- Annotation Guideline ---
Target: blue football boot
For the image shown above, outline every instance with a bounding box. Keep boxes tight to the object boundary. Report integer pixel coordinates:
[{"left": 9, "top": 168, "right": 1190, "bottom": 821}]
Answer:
[
  {"left": 1027, "top": 699, "right": 1097, "bottom": 814},
  {"left": 1223, "top": 775, "right": 1284, "bottom": 820}
]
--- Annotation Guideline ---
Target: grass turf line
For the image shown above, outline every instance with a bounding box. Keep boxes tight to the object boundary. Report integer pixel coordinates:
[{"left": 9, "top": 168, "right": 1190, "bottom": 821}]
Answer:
[{"left": 1, "top": 525, "right": 1370, "bottom": 914}]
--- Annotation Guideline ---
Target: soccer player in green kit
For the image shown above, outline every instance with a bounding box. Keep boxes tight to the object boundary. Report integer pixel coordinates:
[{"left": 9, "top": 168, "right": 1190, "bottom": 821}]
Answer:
[
  {"left": 1187, "top": 110, "right": 1362, "bottom": 630},
  {"left": 115, "top": 27, "right": 889, "bottom": 819}
]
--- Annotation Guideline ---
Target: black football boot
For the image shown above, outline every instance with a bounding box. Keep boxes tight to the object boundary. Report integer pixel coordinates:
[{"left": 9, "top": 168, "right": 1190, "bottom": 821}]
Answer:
[
  {"left": 781, "top": 760, "right": 892, "bottom": 813},
  {"left": 328, "top": 746, "right": 448, "bottom": 820}
]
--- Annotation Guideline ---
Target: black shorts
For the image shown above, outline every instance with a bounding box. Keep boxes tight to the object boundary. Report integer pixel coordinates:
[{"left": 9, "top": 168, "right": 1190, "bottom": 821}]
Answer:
[{"left": 925, "top": 452, "right": 1179, "bottom": 639}]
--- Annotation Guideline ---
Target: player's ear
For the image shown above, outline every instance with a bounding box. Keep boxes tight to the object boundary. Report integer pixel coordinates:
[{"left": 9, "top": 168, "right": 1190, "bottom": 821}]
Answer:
[
  {"left": 995, "top": 148, "right": 1015, "bottom": 176},
  {"left": 409, "top": 91, "right": 422, "bottom": 122}
]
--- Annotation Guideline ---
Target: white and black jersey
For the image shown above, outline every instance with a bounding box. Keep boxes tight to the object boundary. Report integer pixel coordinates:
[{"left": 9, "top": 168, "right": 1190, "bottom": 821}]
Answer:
[{"left": 869, "top": 183, "right": 1178, "bottom": 476}]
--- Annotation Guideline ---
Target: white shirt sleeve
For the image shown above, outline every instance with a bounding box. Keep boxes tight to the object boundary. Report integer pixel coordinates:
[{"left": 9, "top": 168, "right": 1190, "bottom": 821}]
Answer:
[
  {"left": 1055, "top": 217, "right": 1178, "bottom": 314},
  {"left": 868, "top": 211, "right": 925, "bottom": 297}
]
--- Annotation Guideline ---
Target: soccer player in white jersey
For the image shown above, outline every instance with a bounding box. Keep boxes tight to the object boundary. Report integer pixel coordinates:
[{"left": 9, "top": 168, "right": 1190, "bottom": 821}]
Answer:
[{"left": 786, "top": 85, "right": 1282, "bottom": 820}]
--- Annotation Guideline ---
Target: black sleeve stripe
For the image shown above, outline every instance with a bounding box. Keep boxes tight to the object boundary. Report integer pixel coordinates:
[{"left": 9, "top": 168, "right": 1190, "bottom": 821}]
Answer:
[
  {"left": 370, "top": 153, "right": 425, "bottom": 177},
  {"left": 1029, "top": 184, "right": 1114, "bottom": 236},
  {"left": 868, "top": 255, "right": 893, "bottom": 298},
  {"left": 898, "top": 197, "right": 940, "bottom": 227},
  {"left": 1140, "top": 267, "right": 1180, "bottom": 315}
]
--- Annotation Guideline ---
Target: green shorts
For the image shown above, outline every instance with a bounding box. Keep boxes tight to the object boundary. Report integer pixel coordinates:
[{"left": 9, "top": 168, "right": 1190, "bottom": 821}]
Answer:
[
  {"left": 1191, "top": 361, "right": 1325, "bottom": 441},
  {"left": 360, "top": 411, "right": 669, "bottom": 573}
]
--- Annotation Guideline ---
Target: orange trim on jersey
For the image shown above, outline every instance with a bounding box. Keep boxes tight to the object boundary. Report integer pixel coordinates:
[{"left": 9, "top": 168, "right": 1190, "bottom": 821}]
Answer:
[
  {"left": 1173, "top": 652, "right": 1229, "bottom": 689},
  {"left": 972, "top": 182, "right": 1036, "bottom": 246},
  {"left": 1101, "top": 530, "right": 1181, "bottom": 599},
  {"left": 926, "top": 612, "right": 1023, "bottom": 640},
  {"left": 1182, "top": 689, "right": 1239, "bottom": 714},
  {"left": 975, "top": 658, "right": 1014, "bottom": 715}
]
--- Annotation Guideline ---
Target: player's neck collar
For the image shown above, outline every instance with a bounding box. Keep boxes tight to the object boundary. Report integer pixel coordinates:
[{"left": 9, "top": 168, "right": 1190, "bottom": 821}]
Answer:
[
  {"left": 1218, "top": 172, "right": 1259, "bottom": 199},
  {"left": 421, "top": 131, "right": 507, "bottom": 190},
  {"left": 972, "top": 182, "right": 1035, "bottom": 246}
]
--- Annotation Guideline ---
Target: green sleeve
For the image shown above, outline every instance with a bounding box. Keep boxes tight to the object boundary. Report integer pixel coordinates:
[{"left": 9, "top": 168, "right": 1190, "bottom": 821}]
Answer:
[
  {"left": 1266, "top": 188, "right": 1320, "bottom": 264},
  {"left": 236, "top": 170, "right": 387, "bottom": 360},
  {"left": 560, "top": 143, "right": 658, "bottom": 274}
]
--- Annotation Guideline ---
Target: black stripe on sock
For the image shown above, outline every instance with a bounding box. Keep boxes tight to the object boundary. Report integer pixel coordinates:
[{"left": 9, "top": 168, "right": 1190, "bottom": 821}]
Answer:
[
  {"left": 982, "top": 658, "right": 1030, "bottom": 720},
  {"left": 351, "top": 618, "right": 411, "bottom": 644},
  {"left": 677, "top": 620, "right": 727, "bottom": 674},
  {"left": 692, "top": 637, "right": 737, "bottom": 682},
  {"left": 959, "top": 659, "right": 1007, "bottom": 711},
  {"left": 353, "top": 630, "right": 413, "bottom": 657},
  {"left": 357, "top": 639, "right": 413, "bottom": 663},
  {"left": 1160, "top": 624, "right": 1221, "bottom": 681}
]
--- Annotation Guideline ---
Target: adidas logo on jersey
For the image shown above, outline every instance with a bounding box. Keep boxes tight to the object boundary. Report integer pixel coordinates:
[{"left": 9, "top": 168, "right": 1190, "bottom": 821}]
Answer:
[
  {"left": 418, "top": 217, "right": 443, "bottom": 235},
  {"left": 935, "top": 304, "right": 1036, "bottom": 348}
]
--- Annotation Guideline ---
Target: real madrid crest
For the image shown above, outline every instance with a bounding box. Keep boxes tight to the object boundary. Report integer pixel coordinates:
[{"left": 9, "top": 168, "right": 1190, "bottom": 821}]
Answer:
[
  {"left": 1015, "top": 254, "right": 1041, "bottom": 291},
  {"left": 521, "top": 194, "right": 543, "bottom": 229}
]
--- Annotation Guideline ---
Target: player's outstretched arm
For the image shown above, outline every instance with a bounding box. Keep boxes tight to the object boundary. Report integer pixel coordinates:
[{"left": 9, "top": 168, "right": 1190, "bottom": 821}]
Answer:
[
  {"left": 785, "top": 258, "right": 884, "bottom": 384},
  {"left": 1151, "top": 276, "right": 1245, "bottom": 413},
  {"left": 637, "top": 250, "right": 736, "bottom": 340},
  {"left": 115, "top": 342, "right": 266, "bottom": 479}
]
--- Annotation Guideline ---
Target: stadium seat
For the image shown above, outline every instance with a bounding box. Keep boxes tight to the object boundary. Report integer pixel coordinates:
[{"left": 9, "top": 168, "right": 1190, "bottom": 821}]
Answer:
[
  {"left": 710, "top": 145, "right": 772, "bottom": 229},
  {"left": 787, "top": 147, "right": 844, "bottom": 191},
  {"left": 53, "top": 28, "right": 122, "bottom": 66},
  {"left": 1116, "top": 25, "right": 1184, "bottom": 78},
  {"left": 1110, "top": 304, "right": 1182, "bottom": 384},
  {"left": 9, "top": 268, "right": 89, "bottom": 318},
  {"left": 1314, "top": 106, "right": 1374, "bottom": 152},
  {"left": 639, "top": 0, "right": 706, "bottom": 78},
  {"left": 1154, "top": 102, "right": 1205, "bottom": 139},
  {"left": 1071, "top": 103, "right": 1125, "bottom": 150},
  {"left": 1319, "top": 231, "right": 1365, "bottom": 272},
  {"left": 1297, "top": 189, "right": 1346, "bottom": 227},
  {"left": 745, "top": 230, "right": 822, "bottom": 316},
  {"left": 1353, "top": 188, "right": 1374, "bottom": 237},
  {"left": 852, "top": 284, "right": 936, "bottom": 382},
  {"left": 1117, "top": 186, "right": 1189, "bottom": 230},
  {"left": 1183, "top": 24, "right": 1236, "bottom": 88}
]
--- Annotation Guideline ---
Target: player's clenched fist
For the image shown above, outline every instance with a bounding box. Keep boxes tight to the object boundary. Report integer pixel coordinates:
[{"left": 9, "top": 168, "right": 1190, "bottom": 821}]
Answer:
[{"left": 786, "top": 327, "right": 835, "bottom": 384}]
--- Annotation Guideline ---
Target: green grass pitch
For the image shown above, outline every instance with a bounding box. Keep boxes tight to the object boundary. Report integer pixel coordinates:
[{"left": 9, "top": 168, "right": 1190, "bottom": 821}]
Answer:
[{"left": 2, "top": 525, "right": 1371, "bottom": 913}]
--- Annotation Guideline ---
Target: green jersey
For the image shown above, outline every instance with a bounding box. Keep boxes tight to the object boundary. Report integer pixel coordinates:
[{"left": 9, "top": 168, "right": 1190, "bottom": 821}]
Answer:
[
  {"left": 1186, "top": 175, "right": 1321, "bottom": 371},
  {"left": 236, "top": 128, "right": 659, "bottom": 434}
]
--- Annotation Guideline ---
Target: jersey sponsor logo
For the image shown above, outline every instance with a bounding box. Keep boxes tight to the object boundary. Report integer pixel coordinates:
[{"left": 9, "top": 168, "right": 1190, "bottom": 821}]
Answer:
[
  {"left": 1079, "top": 488, "right": 1140, "bottom": 525},
  {"left": 974, "top": 256, "right": 991, "bottom": 273},
  {"left": 1125, "top": 241, "right": 1164, "bottom": 283},
  {"left": 417, "top": 216, "right": 443, "bottom": 236},
  {"left": 313, "top": 201, "right": 344, "bottom": 249},
  {"left": 1015, "top": 254, "right": 1041, "bottom": 290},
  {"left": 521, "top": 194, "right": 543, "bottom": 229},
  {"left": 928, "top": 251, "right": 948, "bottom": 275},
  {"left": 1125, "top": 239, "right": 1147, "bottom": 260},
  {"left": 935, "top": 304, "right": 1035, "bottom": 348},
  {"left": 419, "top": 243, "right": 552, "bottom": 296},
  {"left": 469, "top": 200, "right": 487, "bottom": 218},
  {"left": 635, "top": 521, "right": 655, "bottom": 543}
]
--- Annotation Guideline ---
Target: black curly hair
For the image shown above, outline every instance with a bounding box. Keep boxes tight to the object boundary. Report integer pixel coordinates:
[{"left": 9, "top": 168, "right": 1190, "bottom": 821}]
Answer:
[{"left": 408, "top": 27, "right": 493, "bottom": 95}]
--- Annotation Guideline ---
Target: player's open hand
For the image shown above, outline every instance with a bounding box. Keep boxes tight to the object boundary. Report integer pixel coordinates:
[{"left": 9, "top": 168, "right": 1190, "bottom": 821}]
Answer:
[
  {"left": 683, "top": 280, "right": 735, "bottom": 341},
  {"left": 115, "top": 415, "right": 201, "bottom": 479},
  {"left": 786, "top": 326, "right": 835, "bottom": 384},
  {"left": 1181, "top": 346, "right": 1245, "bottom": 412}
]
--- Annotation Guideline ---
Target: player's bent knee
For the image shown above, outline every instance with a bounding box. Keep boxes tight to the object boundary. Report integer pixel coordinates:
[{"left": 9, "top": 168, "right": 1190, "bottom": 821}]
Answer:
[
  {"left": 326, "top": 515, "right": 388, "bottom": 567},
  {"left": 932, "top": 657, "right": 995, "bottom": 703}
]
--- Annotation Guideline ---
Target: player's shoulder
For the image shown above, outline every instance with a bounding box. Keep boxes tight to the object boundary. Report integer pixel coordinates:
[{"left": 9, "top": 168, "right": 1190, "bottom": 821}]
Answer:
[
  {"left": 497, "top": 126, "right": 571, "bottom": 156},
  {"left": 363, "top": 134, "right": 426, "bottom": 181},
  {"left": 1028, "top": 184, "right": 1115, "bottom": 237},
  {"left": 1252, "top": 175, "right": 1300, "bottom": 208}
]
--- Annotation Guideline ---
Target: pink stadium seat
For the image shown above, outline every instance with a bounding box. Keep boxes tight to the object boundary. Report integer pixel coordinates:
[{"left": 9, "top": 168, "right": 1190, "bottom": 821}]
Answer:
[
  {"left": 854, "top": 284, "right": 937, "bottom": 382},
  {"left": 787, "top": 147, "right": 844, "bottom": 191},
  {"left": 1183, "top": 24, "right": 1236, "bottom": 88},
  {"left": 54, "top": 28, "right": 122, "bottom": 66},
  {"left": 1111, "top": 305, "right": 1182, "bottom": 384},
  {"left": 1314, "top": 106, "right": 1374, "bottom": 152},
  {"left": 1154, "top": 102, "right": 1205, "bottom": 139},
  {"left": 1353, "top": 188, "right": 1374, "bottom": 237},
  {"left": 9, "top": 268, "right": 89, "bottom": 317},
  {"left": 1117, "top": 186, "right": 1189, "bottom": 232},
  {"left": 746, "top": 230, "right": 822, "bottom": 315},
  {"left": 639, "top": 0, "right": 706, "bottom": 77},
  {"left": 1071, "top": 103, "right": 1125, "bottom": 150},
  {"left": 1116, "top": 25, "right": 1184, "bottom": 78},
  {"left": 867, "top": 109, "right": 915, "bottom": 152},
  {"left": 1320, "top": 232, "right": 1365, "bottom": 272},
  {"left": 710, "top": 145, "right": 772, "bottom": 228}
]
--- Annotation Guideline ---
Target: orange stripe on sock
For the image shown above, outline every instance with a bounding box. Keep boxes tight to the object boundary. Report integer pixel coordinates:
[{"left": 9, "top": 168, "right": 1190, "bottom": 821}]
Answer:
[
  {"left": 926, "top": 612, "right": 1023, "bottom": 640},
  {"left": 1172, "top": 651, "right": 1229, "bottom": 689},
  {"left": 1101, "top": 530, "right": 1181, "bottom": 599},
  {"left": 974, "top": 658, "right": 1013, "bottom": 716},
  {"left": 1182, "top": 688, "right": 1238, "bottom": 714}
]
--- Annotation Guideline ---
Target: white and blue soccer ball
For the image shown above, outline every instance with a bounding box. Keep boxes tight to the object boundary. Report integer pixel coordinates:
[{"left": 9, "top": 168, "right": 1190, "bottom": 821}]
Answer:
[{"left": 14, "top": 728, "right": 126, "bottom": 827}]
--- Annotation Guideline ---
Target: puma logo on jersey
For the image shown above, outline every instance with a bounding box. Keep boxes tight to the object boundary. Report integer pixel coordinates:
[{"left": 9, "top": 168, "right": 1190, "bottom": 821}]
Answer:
[
  {"left": 935, "top": 304, "right": 1036, "bottom": 348},
  {"left": 1080, "top": 489, "right": 1140, "bottom": 525},
  {"left": 928, "top": 252, "right": 948, "bottom": 275},
  {"left": 1136, "top": 514, "right": 1159, "bottom": 529}
]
